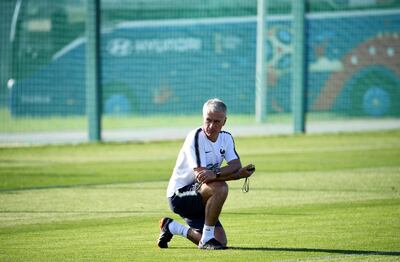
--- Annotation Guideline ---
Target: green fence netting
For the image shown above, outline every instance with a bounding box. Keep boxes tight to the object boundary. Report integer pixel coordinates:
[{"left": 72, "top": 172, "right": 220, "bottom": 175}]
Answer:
[{"left": 0, "top": 0, "right": 399, "bottom": 144}]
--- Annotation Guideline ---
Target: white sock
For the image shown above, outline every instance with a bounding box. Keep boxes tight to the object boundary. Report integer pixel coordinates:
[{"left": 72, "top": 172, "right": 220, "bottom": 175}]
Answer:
[
  {"left": 168, "top": 221, "right": 189, "bottom": 238},
  {"left": 200, "top": 224, "right": 215, "bottom": 243}
]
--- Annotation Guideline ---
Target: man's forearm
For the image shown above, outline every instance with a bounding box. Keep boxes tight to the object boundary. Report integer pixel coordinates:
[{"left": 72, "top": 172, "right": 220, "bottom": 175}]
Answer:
[
  {"left": 217, "top": 159, "right": 242, "bottom": 181},
  {"left": 217, "top": 168, "right": 242, "bottom": 181},
  {"left": 194, "top": 159, "right": 244, "bottom": 183}
]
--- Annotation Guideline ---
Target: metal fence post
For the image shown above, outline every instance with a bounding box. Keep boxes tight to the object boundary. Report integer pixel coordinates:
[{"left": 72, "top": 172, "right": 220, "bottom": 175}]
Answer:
[
  {"left": 86, "top": 0, "right": 102, "bottom": 142},
  {"left": 292, "top": 0, "right": 307, "bottom": 133},
  {"left": 255, "top": 0, "right": 267, "bottom": 123}
]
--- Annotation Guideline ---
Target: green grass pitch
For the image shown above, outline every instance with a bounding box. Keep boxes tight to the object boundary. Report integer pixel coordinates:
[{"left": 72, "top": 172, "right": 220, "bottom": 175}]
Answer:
[{"left": 0, "top": 130, "right": 399, "bottom": 261}]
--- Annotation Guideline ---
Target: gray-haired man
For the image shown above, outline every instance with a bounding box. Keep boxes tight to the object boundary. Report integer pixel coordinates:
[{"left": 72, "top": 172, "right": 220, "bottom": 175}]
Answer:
[{"left": 157, "top": 98, "right": 255, "bottom": 250}]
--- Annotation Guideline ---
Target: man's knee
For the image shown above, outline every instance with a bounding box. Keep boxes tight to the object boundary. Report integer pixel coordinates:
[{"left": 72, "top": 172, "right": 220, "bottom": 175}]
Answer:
[
  {"left": 209, "top": 181, "right": 229, "bottom": 196},
  {"left": 215, "top": 226, "right": 227, "bottom": 247},
  {"left": 199, "top": 181, "right": 229, "bottom": 200}
]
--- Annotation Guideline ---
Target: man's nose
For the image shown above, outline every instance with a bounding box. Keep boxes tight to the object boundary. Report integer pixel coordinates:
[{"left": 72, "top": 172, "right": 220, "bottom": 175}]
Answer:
[{"left": 209, "top": 121, "right": 216, "bottom": 129}]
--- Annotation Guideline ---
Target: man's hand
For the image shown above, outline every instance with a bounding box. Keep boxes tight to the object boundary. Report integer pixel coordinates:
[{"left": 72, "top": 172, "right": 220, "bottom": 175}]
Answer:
[
  {"left": 237, "top": 164, "right": 255, "bottom": 179},
  {"left": 195, "top": 169, "right": 216, "bottom": 184}
]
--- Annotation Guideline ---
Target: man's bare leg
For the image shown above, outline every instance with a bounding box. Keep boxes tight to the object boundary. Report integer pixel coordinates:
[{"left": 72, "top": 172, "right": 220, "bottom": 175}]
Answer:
[{"left": 198, "top": 181, "right": 229, "bottom": 246}]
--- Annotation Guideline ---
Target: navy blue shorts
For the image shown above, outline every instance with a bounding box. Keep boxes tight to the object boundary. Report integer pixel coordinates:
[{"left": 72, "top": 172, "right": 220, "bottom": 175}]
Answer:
[{"left": 168, "top": 183, "right": 222, "bottom": 231}]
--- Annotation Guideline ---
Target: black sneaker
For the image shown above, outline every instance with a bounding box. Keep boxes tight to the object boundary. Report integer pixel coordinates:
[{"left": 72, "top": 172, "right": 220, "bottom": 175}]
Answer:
[
  {"left": 198, "top": 238, "right": 226, "bottom": 250},
  {"left": 157, "top": 217, "right": 174, "bottom": 248}
]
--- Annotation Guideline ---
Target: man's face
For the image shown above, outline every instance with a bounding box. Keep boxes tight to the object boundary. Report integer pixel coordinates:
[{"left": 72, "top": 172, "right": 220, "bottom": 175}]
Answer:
[{"left": 202, "top": 110, "right": 226, "bottom": 142}]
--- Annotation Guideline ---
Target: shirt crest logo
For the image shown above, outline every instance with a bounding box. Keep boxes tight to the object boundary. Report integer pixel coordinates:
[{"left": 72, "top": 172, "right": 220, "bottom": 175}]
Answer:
[{"left": 220, "top": 148, "right": 225, "bottom": 157}]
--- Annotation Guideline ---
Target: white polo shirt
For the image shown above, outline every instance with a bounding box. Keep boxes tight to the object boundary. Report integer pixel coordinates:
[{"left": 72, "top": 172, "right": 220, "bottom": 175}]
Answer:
[{"left": 167, "top": 127, "right": 239, "bottom": 197}]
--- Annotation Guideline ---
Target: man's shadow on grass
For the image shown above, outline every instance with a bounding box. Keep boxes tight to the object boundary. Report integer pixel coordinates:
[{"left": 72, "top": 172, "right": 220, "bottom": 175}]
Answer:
[{"left": 228, "top": 246, "right": 400, "bottom": 256}]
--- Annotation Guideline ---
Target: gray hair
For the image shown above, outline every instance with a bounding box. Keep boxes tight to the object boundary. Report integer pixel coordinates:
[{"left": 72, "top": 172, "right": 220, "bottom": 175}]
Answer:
[{"left": 202, "top": 98, "right": 227, "bottom": 116}]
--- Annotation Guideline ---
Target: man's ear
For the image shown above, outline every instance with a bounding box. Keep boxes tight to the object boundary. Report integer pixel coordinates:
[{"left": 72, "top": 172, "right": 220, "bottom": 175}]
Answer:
[{"left": 223, "top": 117, "right": 227, "bottom": 125}]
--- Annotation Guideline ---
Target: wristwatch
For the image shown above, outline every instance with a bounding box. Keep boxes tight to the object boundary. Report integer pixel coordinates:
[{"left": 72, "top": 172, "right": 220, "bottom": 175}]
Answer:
[{"left": 214, "top": 167, "right": 221, "bottom": 178}]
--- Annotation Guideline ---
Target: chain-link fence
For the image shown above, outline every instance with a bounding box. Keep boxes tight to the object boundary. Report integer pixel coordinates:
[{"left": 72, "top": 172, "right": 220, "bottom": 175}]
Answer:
[{"left": 1, "top": 0, "right": 400, "bottom": 145}]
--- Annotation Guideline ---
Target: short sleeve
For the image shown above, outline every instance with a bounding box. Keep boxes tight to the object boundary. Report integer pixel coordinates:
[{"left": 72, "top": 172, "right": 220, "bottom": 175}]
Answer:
[{"left": 184, "top": 128, "right": 206, "bottom": 168}]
